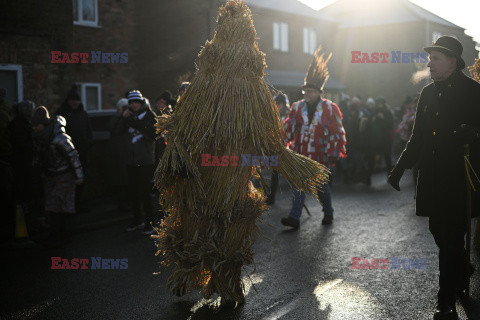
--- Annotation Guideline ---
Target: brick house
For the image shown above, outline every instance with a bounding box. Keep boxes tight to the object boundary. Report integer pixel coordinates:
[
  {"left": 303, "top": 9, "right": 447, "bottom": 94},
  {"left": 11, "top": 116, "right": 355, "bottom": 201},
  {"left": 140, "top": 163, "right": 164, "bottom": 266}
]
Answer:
[
  {"left": 0, "top": 0, "right": 139, "bottom": 197},
  {"left": 0, "top": 1, "right": 73, "bottom": 107},
  {"left": 319, "top": 0, "right": 479, "bottom": 106},
  {"left": 0, "top": 0, "right": 138, "bottom": 113},
  {"left": 244, "top": 0, "right": 344, "bottom": 103},
  {"left": 2, "top": 0, "right": 478, "bottom": 112},
  {"left": 0, "top": 0, "right": 345, "bottom": 114},
  {"left": 134, "top": 0, "right": 345, "bottom": 105}
]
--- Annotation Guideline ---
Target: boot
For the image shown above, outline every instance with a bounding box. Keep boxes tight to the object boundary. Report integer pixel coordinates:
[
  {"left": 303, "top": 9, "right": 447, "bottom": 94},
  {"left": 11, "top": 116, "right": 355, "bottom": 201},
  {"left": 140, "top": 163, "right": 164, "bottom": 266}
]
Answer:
[
  {"left": 281, "top": 217, "right": 299, "bottom": 228},
  {"left": 433, "top": 301, "right": 458, "bottom": 320}
]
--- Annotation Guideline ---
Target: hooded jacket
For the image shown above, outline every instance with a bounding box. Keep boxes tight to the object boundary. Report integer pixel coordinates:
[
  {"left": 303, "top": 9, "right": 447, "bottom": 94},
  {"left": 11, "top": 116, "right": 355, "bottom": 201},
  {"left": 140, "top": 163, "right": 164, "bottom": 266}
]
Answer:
[
  {"left": 33, "top": 116, "right": 83, "bottom": 180},
  {"left": 56, "top": 100, "right": 92, "bottom": 157}
]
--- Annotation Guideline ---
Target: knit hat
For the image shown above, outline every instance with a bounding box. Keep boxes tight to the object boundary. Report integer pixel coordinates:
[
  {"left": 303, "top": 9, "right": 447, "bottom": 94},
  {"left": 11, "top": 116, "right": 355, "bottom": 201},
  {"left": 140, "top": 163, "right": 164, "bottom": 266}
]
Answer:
[
  {"left": 127, "top": 90, "right": 145, "bottom": 102},
  {"left": 31, "top": 106, "right": 51, "bottom": 125},
  {"left": 116, "top": 98, "right": 129, "bottom": 108},
  {"left": 156, "top": 91, "right": 172, "bottom": 103},
  {"left": 16, "top": 100, "right": 36, "bottom": 120},
  {"left": 66, "top": 85, "right": 81, "bottom": 101},
  {"left": 349, "top": 97, "right": 361, "bottom": 110},
  {"left": 375, "top": 96, "right": 386, "bottom": 104},
  {"left": 366, "top": 97, "right": 375, "bottom": 106},
  {"left": 274, "top": 92, "right": 287, "bottom": 105},
  {"left": 177, "top": 82, "right": 190, "bottom": 93}
]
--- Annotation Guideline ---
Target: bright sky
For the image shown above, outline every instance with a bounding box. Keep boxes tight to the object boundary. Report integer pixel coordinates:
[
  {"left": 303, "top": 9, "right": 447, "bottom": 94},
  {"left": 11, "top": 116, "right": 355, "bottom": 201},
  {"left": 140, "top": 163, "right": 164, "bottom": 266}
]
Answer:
[{"left": 298, "top": 0, "right": 480, "bottom": 45}]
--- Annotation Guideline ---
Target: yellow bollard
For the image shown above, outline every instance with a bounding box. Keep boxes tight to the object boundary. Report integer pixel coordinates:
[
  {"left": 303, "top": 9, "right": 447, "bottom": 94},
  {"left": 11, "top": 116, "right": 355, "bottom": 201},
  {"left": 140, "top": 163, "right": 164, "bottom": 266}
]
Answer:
[
  {"left": 13, "top": 204, "right": 36, "bottom": 248},
  {"left": 15, "top": 204, "right": 29, "bottom": 239}
]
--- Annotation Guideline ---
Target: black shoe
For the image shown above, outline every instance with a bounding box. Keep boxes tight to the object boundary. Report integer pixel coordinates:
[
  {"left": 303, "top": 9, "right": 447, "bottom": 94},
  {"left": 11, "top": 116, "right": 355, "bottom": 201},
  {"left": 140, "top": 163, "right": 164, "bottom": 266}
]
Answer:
[
  {"left": 281, "top": 217, "right": 299, "bottom": 228},
  {"left": 433, "top": 302, "right": 458, "bottom": 320},
  {"left": 322, "top": 215, "right": 333, "bottom": 225}
]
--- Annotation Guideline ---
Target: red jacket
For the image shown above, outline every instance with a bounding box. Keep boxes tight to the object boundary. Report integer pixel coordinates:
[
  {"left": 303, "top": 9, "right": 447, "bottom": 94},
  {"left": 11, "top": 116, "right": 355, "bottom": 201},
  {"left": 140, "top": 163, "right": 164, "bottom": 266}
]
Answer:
[{"left": 284, "top": 98, "right": 347, "bottom": 167}]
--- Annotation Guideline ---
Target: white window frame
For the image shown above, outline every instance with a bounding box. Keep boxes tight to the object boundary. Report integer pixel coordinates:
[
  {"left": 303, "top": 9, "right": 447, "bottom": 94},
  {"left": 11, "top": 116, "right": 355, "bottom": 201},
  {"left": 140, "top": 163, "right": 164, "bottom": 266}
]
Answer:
[
  {"left": 0, "top": 64, "right": 23, "bottom": 103},
  {"left": 303, "top": 27, "right": 317, "bottom": 55},
  {"left": 273, "top": 22, "right": 289, "bottom": 53},
  {"left": 76, "top": 82, "right": 102, "bottom": 112},
  {"left": 73, "top": 0, "right": 99, "bottom": 27}
]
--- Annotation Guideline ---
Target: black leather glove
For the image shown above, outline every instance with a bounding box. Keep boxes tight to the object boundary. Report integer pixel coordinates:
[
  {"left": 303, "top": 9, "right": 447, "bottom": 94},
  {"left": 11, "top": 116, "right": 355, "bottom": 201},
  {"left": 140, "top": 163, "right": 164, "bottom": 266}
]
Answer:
[
  {"left": 387, "top": 166, "right": 405, "bottom": 191},
  {"left": 454, "top": 124, "right": 479, "bottom": 145}
]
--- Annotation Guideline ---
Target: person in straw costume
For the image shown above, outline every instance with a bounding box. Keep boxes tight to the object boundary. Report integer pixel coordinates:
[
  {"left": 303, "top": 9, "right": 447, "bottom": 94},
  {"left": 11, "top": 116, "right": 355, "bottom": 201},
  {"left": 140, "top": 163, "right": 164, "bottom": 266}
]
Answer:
[
  {"left": 469, "top": 58, "right": 480, "bottom": 252},
  {"left": 153, "top": 0, "right": 329, "bottom": 306}
]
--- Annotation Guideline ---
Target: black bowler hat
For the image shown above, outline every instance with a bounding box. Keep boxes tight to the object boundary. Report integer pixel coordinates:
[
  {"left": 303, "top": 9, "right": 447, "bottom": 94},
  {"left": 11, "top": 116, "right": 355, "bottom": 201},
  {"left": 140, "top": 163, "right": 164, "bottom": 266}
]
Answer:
[{"left": 424, "top": 35, "right": 465, "bottom": 70}]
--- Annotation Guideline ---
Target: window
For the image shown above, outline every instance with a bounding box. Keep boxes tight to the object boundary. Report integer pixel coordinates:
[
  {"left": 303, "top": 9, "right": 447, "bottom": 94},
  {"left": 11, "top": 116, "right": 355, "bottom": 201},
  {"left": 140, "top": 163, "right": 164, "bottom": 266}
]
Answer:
[
  {"left": 273, "top": 22, "right": 289, "bottom": 52},
  {"left": 76, "top": 82, "right": 101, "bottom": 111},
  {"left": 73, "top": 0, "right": 99, "bottom": 27},
  {"left": 0, "top": 64, "right": 23, "bottom": 105},
  {"left": 303, "top": 27, "right": 317, "bottom": 55},
  {"left": 432, "top": 32, "right": 442, "bottom": 43}
]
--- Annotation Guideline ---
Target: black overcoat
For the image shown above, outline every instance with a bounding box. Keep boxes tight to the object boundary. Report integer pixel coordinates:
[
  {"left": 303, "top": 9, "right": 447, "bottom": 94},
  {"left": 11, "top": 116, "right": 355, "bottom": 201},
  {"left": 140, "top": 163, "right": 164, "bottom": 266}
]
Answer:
[{"left": 396, "top": 71, "right": 480, "bottom": 219}]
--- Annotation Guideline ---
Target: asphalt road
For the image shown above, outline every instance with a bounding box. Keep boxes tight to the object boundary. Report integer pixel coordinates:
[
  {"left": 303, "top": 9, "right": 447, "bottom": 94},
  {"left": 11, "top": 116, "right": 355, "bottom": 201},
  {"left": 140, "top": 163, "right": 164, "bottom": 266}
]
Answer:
[{"left": 2, "top": 172, "right": 480, "bottom": 320}]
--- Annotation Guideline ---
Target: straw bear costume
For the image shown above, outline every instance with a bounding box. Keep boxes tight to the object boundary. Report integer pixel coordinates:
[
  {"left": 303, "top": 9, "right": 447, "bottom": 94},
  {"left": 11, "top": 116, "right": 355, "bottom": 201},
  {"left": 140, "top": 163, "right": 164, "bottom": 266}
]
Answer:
[{"left": 153, "top": 0, "right": 330, "bottom": 303}]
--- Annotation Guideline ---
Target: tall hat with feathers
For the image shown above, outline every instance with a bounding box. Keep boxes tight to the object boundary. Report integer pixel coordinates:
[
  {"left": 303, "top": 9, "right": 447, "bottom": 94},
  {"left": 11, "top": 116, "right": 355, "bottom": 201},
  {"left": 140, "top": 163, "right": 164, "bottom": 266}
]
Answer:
[{"left": 302, "top": 46, "right": 332, "bottom": 93}]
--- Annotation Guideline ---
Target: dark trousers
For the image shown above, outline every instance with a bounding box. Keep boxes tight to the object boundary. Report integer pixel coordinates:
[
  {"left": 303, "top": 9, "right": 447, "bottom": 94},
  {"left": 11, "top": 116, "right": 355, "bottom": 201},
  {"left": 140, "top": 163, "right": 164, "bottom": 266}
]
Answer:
[
  {"left": 48, "top": 211, "right": 68, "bottom": 241},
  {"left": 76, "top": 153, "right": 89, "bottom": 210},
  {"left": 126, "top": 164, "right": 154, "bottom": 225},
  {"left": 366, "top": 149, "right": 392, "bottom": 175},
  {"left": 429, "top": 216, "right": 467, "bottom": 306},
  {"left": 268, "top": 170, "right": 279, "bottom": 200}
]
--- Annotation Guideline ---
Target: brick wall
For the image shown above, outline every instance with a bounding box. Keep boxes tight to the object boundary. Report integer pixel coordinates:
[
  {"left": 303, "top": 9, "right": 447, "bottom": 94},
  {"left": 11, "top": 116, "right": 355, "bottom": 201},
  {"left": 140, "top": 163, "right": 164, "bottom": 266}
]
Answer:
[
  {"left": 0, "top": 0, "right": 72, "bottom": 110},
  {"left": 70, "top": 0, "right": 138, "bottom": 111},
  {"left": 0, "top": 0, "right": 139, "bottom": 111}
]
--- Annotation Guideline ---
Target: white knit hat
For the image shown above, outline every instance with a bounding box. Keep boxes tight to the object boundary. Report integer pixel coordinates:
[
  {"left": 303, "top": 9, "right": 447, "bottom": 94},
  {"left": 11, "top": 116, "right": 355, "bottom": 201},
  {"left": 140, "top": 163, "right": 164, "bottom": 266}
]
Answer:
[
  {"left": 127, "top": 90, "right": 144, "bottom": 102},
  {"left": 116, "top": 98, "right": 128, "bottom": 108}
]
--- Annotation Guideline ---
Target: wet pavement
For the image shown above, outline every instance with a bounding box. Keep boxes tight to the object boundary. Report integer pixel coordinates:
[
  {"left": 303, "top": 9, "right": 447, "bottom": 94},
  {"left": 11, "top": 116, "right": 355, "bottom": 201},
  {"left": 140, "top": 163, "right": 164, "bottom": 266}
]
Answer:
[{"left": 2, "top": 172, "right": 480, "bottom": 320}]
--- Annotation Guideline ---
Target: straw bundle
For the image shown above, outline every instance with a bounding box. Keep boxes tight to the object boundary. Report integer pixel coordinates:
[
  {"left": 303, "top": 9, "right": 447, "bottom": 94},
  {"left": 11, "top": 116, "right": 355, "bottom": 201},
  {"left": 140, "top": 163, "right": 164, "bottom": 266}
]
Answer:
[
  {"left": 153, "top": 0, "right": 329, "bottom": 303},
  {"left": 469, "top": 58, "right": 480, "bottom": 82}
]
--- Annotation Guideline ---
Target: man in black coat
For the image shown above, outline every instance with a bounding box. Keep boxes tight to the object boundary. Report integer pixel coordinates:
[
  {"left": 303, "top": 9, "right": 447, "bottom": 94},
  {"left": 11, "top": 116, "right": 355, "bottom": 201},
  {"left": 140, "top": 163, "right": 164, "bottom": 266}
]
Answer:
[
  {"left": 56, "top": 86, "right": 92, "bottom": 212},
  {"left": 117, "top": 90, "right": 156, "bottom": 235},
  {"left": 388, "top": 36, "right": 480, "bottom": 320}
]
